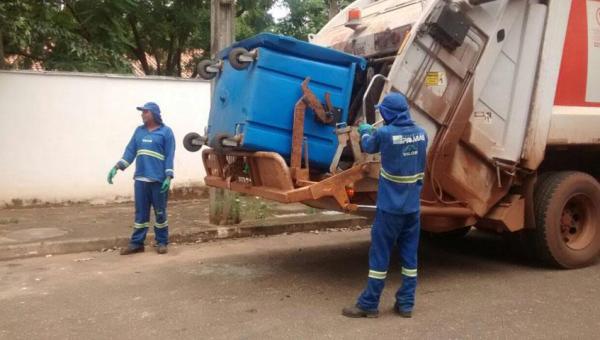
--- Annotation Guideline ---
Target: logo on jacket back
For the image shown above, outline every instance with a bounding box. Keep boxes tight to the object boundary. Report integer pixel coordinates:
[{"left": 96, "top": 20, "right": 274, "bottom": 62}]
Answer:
[
  {"left": 393, "top": 134, "right": 426, "bottom": 145},
  {"left": 402, "top": 144, "right": 419, "bottom": 157},
  {"left": 142, "top": 138, "right": 153, "bottom": 143}
]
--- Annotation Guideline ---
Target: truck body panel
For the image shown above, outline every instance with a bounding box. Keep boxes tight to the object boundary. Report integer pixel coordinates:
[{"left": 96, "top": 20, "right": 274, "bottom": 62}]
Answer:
[
  {"left": 312, "top": 0, "right": 599, "bottom": 217},
  {"left": 521, "top": 0, "right": 571, "bottom": 169},
  {"left": 194, "top": 0, "right": 599, "bottom": 237}
]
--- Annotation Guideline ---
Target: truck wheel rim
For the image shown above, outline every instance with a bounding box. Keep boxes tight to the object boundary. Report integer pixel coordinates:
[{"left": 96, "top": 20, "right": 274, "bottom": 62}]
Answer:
[{"left": 560, "top": 193, "right": 596, "bottom": 251}]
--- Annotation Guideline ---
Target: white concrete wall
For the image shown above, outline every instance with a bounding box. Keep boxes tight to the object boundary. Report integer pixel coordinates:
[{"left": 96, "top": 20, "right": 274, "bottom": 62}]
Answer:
[{"left": 0, "top": 71, "right": 210, "bottom": 206}]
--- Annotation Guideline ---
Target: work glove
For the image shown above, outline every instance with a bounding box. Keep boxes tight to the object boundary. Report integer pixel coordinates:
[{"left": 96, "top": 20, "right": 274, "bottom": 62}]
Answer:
[
  {"left": 161, "top": 177, "right": 172, "bottom": 194},
  {"left": 107, "top": 167, "right": 118, "bottom": 184},
  {"left": 358, "top": 123, "right": 374, "bottom": 136}
]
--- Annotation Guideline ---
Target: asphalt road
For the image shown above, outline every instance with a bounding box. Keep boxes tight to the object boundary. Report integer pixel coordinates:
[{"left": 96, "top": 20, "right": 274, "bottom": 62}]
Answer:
[{"left": 1, "top": 229, "right": 599, "bottom": 339}]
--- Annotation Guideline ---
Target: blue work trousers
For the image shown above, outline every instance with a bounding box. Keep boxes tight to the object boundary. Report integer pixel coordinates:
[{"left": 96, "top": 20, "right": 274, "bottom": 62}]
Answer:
[
  {"left": 129, "top": 180, "right": 169, "bottom": 247},
  {"left": 357, "top": 209, "right": 420, "bottom": 312}
]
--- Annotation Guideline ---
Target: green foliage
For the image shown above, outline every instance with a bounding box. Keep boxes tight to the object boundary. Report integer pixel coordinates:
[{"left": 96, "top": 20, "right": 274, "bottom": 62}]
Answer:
[
  {"left": 273, "top": 0, "right": 352, "bottom": 40},
  {"left": 274, "top": 0, "right": 327, "bottom": 41},
  {"left": 69, "top": 0, "right": 213, "bottom": 76},
  {"left": 0, "top": 0, "right": 211, "bottom": 75},
  {"left": 0, "top": 0, "right": 130, "bottom": 73},
  {"left": 0, "top": 0, "right": 348, "bottom": 75},
  {"left": 236, "top": 0, "right": 276, "bottom": 41}
]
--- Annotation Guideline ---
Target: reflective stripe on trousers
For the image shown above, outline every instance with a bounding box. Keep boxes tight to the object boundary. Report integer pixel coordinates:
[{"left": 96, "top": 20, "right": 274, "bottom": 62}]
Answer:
[
  {"left": 130, "top": 181, "right": 169, "bottom": 247},
  {"left": 357, "top": 209, "right": 420, "bottom": 312}
]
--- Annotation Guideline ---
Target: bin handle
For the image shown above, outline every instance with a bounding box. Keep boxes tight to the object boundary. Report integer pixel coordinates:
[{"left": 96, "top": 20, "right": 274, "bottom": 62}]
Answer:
[{"left": 360, "top": 74, "right": 390, "bottom": 124}]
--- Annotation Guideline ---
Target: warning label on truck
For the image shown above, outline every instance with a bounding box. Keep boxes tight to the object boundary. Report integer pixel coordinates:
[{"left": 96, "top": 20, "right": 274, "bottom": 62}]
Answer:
[{"left": 425, "top": 71, "right": 445, "bottom": 87}]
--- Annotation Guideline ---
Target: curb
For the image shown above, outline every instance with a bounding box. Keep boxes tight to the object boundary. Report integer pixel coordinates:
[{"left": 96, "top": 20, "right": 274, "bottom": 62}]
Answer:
[{"left": 0, "top": 214, "right": 368, "bottom": 261}]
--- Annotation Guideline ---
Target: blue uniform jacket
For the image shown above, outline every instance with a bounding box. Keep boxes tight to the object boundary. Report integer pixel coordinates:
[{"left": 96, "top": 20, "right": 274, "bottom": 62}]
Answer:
[
  {"left": 361, "top": 96, "right": 428, "bottom": 215},
  {"left": 117, "top": 125, "right": 176, "bottom": 182}
]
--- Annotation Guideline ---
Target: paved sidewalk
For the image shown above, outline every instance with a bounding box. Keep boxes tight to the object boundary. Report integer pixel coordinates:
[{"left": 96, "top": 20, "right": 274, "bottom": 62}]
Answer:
[{"left": 0, "top": 197, "right": 367, "bottom": 260}]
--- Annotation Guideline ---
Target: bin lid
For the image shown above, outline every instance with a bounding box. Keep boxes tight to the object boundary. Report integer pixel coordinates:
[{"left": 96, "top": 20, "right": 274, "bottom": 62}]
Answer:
[{"left": 218, "top": 33, "right": 367, "bottom": 71}]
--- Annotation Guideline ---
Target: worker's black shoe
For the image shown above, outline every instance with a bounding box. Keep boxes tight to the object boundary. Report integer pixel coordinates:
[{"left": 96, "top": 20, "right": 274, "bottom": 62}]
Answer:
[
  {"left": 342, "top": 305, "right": 379, "bottom": 318},
  {"left": 156, "top": 245, "right": 168, "bottom": 254},
  {"left": 393, "top": 304, "right": 413, "bottom": 318},
  {"left": 120, "top": 246, "right": 144, "bottom": 255}
]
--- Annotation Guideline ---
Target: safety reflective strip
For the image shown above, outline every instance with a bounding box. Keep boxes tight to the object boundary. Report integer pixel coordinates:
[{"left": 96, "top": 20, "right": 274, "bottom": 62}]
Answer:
[
  {"left": 380, "top": 168, "right": 424, "bottom": 184},
  {"left": 368, "top": 270, "right": 387, "bottom": 280},
  {"left": 133, "top": 222, "right": 149, "bottom": 229},
  {"left": 137, "top": 149, "right": 165, "bottom": 161},
  {"left": 119, "top": 159, "right": 130, "bottom": 167},
  {"left": 401, "top": 267, "right": 418, "bottom": 277},
  {"left": 155, "top": 221, "right": 169, "bottom": 228}
]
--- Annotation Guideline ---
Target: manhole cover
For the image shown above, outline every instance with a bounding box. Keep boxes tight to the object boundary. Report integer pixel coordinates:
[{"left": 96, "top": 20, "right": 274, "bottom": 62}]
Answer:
[{"left": 6, "top": 228, "right": 68, "bottom": 242}]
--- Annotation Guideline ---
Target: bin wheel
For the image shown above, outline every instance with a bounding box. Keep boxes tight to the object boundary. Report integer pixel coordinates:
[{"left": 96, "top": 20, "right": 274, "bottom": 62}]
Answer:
[
  {"left": 532, "top": 171, "right": 600, "bottom": 268},
  {"left": 228, "top": 47, "right": 253, "bottom": 70},
  {"left": 183, "top": 132, "right": 203, "bottom": 152},
  {"left": 197, "top": 59, "right": 219, "bottom": 80}
]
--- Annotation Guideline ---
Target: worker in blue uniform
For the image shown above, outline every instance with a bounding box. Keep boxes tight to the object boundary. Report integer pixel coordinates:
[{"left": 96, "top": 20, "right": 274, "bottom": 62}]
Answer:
[
  {"left": 343, "top": 92, "right": 428, "bottom": 318},
  {"left": 107, "top": 102, "right": 176, "bottom": 255}
]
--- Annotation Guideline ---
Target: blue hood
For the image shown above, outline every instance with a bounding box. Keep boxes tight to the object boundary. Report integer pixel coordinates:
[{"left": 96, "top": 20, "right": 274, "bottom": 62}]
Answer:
[{"left": 376, "top": 92, "right": 412, "bottom": 126}]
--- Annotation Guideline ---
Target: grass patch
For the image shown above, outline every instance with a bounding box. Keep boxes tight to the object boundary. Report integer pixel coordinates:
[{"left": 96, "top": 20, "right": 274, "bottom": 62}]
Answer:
[{"left": 240, "top": 197, "right": 271, "bottom": 221}]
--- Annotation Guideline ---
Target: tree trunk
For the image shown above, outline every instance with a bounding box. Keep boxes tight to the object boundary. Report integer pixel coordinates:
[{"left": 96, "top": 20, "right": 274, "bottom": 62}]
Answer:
[
  {"left": 165, "top": 35, "right": 176, "bottom": 76},
  {"left": 127, "top": 15, "right": 151, "bottom": 75},
  {"left": 209, "top": 0, "right": 240, "bottom": 225},
  {"left": 176, "top": 49, "right": 182, "bottom": 77},
  {"left": 211, "top": 0, "right": 235, "bottom": 58},
  {"left": 153, "top": 49, "right": 161, "bottom": 75},
  {"left": 328, "top": 0, "right": 340, "bottom": 19},
  {"left": 0, "top": 31, "right": 5, "bottom": 70}
]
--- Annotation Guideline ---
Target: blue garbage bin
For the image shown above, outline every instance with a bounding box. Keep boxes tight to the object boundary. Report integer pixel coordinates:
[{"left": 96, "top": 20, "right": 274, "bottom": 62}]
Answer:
[{"left": 207, "top": 33, "right": 367, "bottom": 169}]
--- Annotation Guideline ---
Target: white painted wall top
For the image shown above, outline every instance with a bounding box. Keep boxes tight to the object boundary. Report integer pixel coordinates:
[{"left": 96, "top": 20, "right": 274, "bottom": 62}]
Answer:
[{"left": 0, "top": 71, "right": 211, "bottom": 206}]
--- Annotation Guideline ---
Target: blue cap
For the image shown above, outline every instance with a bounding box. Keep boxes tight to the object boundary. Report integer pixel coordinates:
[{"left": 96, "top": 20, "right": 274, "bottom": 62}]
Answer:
[
  {"left": 136, "top": 102, "right": 163, "bottom": 125},
  {"left": 136, "top": 102, "right": 161, "bottom": 115}
]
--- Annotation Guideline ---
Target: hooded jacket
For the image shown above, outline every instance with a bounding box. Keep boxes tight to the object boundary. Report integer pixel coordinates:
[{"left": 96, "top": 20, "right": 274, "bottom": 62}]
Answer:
[
  {"left": 117, "top": 125, "right": 176, "bottom": 182},
  {"left": 361, "top": 93, "right": 428, "bottom": 214}
]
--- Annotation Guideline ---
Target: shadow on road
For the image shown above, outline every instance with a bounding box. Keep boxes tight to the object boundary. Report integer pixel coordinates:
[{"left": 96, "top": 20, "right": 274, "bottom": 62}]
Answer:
[{"left": 205, "top": 229, "right": 552, "bottom": 288}]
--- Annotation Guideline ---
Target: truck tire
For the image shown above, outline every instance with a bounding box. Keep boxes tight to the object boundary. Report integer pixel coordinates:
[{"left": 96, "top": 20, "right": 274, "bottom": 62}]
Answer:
[
  {"left": 533, "top": 171, "right": 600, "bottom": 268},
  {"left": 534, "top": 171, "right": 555, "bottom": 197}
]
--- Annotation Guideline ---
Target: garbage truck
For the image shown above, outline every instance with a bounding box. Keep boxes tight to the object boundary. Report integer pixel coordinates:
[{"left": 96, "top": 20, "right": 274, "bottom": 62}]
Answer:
[{"left": 185, "top": 0, "right": 600, "bottom": 268}]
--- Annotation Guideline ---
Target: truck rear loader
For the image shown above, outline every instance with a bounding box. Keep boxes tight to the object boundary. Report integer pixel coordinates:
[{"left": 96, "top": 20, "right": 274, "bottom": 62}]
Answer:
[{"left": 186, "top": 0, "right": 600, "bottom": 268}]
